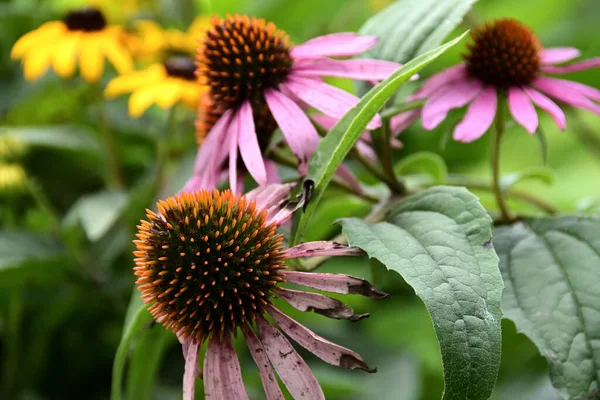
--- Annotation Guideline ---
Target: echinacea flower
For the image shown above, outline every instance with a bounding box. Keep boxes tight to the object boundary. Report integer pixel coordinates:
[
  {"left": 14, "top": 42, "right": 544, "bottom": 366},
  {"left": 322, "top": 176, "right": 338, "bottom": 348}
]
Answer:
[
  {"left": 185, "top": 14, "right": 403, "bottom": 191},
  {"left": 105, "top": 56, "right": 206, "bottom": 117},
  {"left": 133, "top": 183, "right": 386, "bottom": 399},
  {"left": 391, "top": 18, "right": 600, "bottom": 142},
  {"left": 11, "top": 7, "right": 133, "bottom": 82}
]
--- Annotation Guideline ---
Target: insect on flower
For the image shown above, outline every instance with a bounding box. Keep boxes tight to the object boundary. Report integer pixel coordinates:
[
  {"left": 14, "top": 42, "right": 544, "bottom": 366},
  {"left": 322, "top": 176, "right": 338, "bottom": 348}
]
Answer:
[{"left": 133, "top": 182, "right": 387, "bottom": 399}]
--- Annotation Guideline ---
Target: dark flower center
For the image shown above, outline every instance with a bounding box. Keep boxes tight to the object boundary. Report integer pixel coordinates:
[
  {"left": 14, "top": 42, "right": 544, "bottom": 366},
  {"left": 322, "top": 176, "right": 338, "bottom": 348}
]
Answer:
[
  {"left": 464, "top": 18, "right": 541, "bottom": 87},
  {"left": 134, "top": 190, "right": 286, "bottom": 341},
  {"left": 63, "top": 7, "right": 107, "bottom": 32},
  {"left": 197, "top": 14, "right": 293, "bottom": 109},
  {"left": 164, "top": 55, "right": 197, "bottom": 81}
]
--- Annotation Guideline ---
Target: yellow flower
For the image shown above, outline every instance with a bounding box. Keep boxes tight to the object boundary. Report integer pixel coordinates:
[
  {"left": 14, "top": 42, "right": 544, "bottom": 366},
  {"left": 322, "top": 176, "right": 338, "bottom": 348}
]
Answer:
[
  {"left": 127, "top": 16, "right": 210, "bottom": 63},
  {"left": 105, "top": 56, "right": 206, "bottom": 117},
  {"left": 11, "top": 7, "right": 133, "bottom": 82},
  {"left": 0, "top": 164, "right": 27, "bottom": 196}
]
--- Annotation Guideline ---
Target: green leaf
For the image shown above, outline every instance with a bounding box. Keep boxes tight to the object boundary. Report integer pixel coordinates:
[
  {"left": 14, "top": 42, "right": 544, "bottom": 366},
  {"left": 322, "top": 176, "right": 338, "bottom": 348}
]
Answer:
[
  {"left": 0, "top": 230, "right": 69, "bottom": 286},
  {"left": 339, "top": 186, "right": 503, "bottom": 400},
  {"left": 535, "top": 127, "right": 549, "bottom": 165},
  {"left": 494, "top": 216, "right": 600, "bottom": 400},
  {"left": 394, "top": 151, "right": 448, "bottom": 184},
  {"left": 0, "top": 126, "right": 102, "bottom": 153},
  {"left": 111, "top": 292, "right": 153, "bottom": 400},
  {"left": 355, "top": 0, "right": 477, "bottom": 95},
  {"left": 500, "top": 167, "right": 555, "bottom": 192},
  {"left": 64, "top": 190, "right": 129, "bottom": 241},
  {"left": 292, "top": 33, "right": 468, "bottom": 245}
]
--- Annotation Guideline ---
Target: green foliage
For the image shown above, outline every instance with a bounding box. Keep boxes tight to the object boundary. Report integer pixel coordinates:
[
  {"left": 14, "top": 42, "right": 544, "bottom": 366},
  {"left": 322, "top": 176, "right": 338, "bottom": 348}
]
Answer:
[
  {"left": 394, "top": 151, "right": 448, "bottom": 184},
  {"left": 340, "top": 186, "right": 503, "bottom": 400},
  {"left": 293, "top": 32, "right": 468, "bottom": 245},
  {"left": 494, "top": 216, "right": 600, "bottom": 400}
]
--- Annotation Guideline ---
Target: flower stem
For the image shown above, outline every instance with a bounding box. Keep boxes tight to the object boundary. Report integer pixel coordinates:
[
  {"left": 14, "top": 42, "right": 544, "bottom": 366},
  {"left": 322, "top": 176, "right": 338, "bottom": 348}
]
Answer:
[
  {"left": 154, "top": 106, "right": 178, "bottom": 196},
  {"left": 491, "top": 98, "right": 514, "bottom": 222},
  {"left": 96, "top": 86, "right": 124, "bottom": 189},
  {"left": 0, "top": 286, "right": 23, "bottom": 397}
]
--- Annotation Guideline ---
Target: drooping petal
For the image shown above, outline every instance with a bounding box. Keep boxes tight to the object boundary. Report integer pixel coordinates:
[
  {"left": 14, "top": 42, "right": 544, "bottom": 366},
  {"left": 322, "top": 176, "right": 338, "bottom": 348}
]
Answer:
[
  {"left": 105, "top": 64, "right": 165, "bottom": 97},
  {"left": 243, "top": 328, "right": 285, "bottom": 400},
  {"left": 286, "top": 241, "right": 364, "bottom": 258},
  {"left": 182, "top": 338, "right": 200, "bottom": 400},
  {"left": 266, "top": 305, "right": 375, "bottom": 372},
  {"left": 522, "top": 87, "right": 566, "bottom": 130},
  {"left": 453, "top": 86, "right": 498, "bottom": 143},
  {"left": 541, "top": 57, "right": 600, "bottom": 74},
  {"left": 265, "top": 159, "right": 281, "bottom": 184},
  {"left": 237, "top": 100, "right": 268, "bottom": 185},
  {"left": 264, "top": 89, "right": 320, "bottom": 174},
  {"left": 355, "top": 140, "right": 377, "bottom": 163},
  {"left": 291, "top": 33, "right": 377, "bottom": 59},
  {"left": 52, "top": 34, "right": 79, "bottom": 78},
  {"left": 79, "top": 36, "right": 105, "bottom": 82},
  {"left": 282, "top": 77, "right": 381, "bottom": 129},
  {"left": 11, "top": 22, "right": 65, "bottom": 59},
  {"left": 293, "top": 58, "right": 401, "bottom": 81},
  {"left": 256, "top": 317, "right": 325, "bottom": 400},
  {"left": 311, "top": 113, "right": 338, "bottom": 131},
  {"left": 508, "top": 86, "right": 538, "bottom": 134},
  {"left": 23, "top": 45, "right": 54, "bottom": 81},
  {"left": 390, "top": 109, "right": 421, "bottom": 135},
  {"left": 283, "top": 271, "right": 389, "bottom": 298},
  {"left": 418, "top": 64, "right": 468, "bottom": 97},
  {"left": 228, "top": 109, "right": 239, "bottom": 192},
  {"left": 103, "top": 37, "right": 133, "bottom": 74},
  {"left": 128, "top": 86, "right": 159, "bottom": 118},
  {"left": 534, "top": 77, "right": 600, "bottom": 115},
  {"left": 203, "top": 337, "right": 249, "bottom": 400},
  {"left": 422, "top": 77, "right": 484, "bottom": 130},
  {"left": 539, "top": 47, "right": 581, "bottom": 65},
  {"left": 154, "top": 81, "right": 183, "bottom": 110},
  {"left": 545, "top": 78, "right": 600, "bottom": 102},
  {"left": 245, "top": 182, "right": 295, "bottom": 212},
  {"left": 276, "top": 287, "right": 368, "bottom": 321},
  {"left": 335, "top": 163, "right": 364, "bottom": 195}
]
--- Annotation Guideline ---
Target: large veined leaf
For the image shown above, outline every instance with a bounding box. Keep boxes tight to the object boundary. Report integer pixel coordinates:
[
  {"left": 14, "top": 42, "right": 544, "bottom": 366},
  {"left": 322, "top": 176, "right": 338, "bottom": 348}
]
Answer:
[
  {"left": 292, "top": 32, "right": 468, "bottom": 245},
  {"left": 339, "top": 186, "right": 503, "bottom": 400},
  {"left": 355, "top": 0, "right": 477, "bottom": 95},
  {"left": 494, "top": 216, "right": 600, "bottom": 400},
  {"left": 64, "top": 190, "right": 129, "bottom": 241}
]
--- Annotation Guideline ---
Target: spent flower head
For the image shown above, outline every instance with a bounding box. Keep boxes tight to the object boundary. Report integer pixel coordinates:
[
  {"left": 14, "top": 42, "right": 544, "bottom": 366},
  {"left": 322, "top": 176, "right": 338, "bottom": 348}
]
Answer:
[
  {"left": 390, "top": 18, "right": 600, "bottom": 142},
  {"left": 11, "top": 7, "right": 133, "bottom": 82},
  {"left": 133, "top": 183, "right": 387, "bottom": 399}
]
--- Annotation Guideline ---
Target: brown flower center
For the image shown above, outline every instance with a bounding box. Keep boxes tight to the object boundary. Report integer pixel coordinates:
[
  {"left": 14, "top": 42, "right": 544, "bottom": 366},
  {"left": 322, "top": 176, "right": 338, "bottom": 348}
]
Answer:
[
  {"left": 197, "top": 14, "right": 293, "bottom": 109},
  {"left": 134, "top": 190, "right": 286, "bottom": 341},
  {"left": 464, "top": 18, "right": 541, "bottom": 87},
  {"left": 163, "top": 55, "right": 197, "bottom": 81},
  {"left": 63, "top": 7, "right": 107, "bottom": 32}
]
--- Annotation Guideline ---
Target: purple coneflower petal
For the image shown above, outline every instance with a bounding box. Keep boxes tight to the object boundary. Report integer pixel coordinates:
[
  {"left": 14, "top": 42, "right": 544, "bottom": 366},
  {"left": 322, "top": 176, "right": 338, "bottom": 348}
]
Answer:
[
  {"left": 291, "top": 33, "right": 378, "bottom": 59},
  {"left": 238, "top": 100, "right": 268, "bottom": 186},
  {"left": 286, "top": 241, "right": 364, "bottom": 259},
  {"left": 266, "top": 305, "right": 375, "bottom": 372},
  {"left": 264, "top": 88, "right": 320, "bottom": 175},
  {"left": 256, "top": 317, "right": 325, "bottom": 400},
  {"left": 245, "top": 182, "right": 295, "bottom": 212},
  {"left": 182, "top": 338, "right": 200, "bottom": 400},
  {"left": 534, "top": 77, "right": 600, "bottom": 115},
  {"left": 243, "top": 328, "right": 285, "bottom": 400},
  {"left": 508, "top": 87, "right": 538, "bottom": 134},
  {"left": 453, "top": 86, "right": 498, "bottom": 143},
  {"left": 355, "top": 140, "right": 377, "bottom": 163},
  {"left": 335, "top": 163, "right": 364, "bottom": 195},
  {"left": 418, "top": 64, "right": 468, "bottom": 97},
  {"left": 283, "top": 76, "right": 381, "bottom": 129},
  {"left": 522, "top": 87, "right": 566, "bottom": 130},
  {"left": 265, "top": 160, "right": 281, "bottom": 184},
  {"left": 293, "top": 58, "right": 401, "bottom": 81},
  {"left": 540, "top": 47, "right": 581, "bottom": 65},
  {"left": 390, "top": 109, "right": 421, "bottom": 136},
  {"left": 541, "top": 57, "right": 600, "bottom": 74},
  {"left": 283, "top": 271, "right": 389, "bottom": 299},
  {"left": 550, "top": 79, "right": 600, "bottom": 102},
  {"left": 422, "top": 78, "right": 484, "bottom": 130},
  {"left": 275, "top": 287, "right": 368, "bottom": 321},
  {"left": 228, "top": 112, "right": 239, "bottom": 192},
  {"left": 203, "top": 337, "right": 249, "bottom": 400}
]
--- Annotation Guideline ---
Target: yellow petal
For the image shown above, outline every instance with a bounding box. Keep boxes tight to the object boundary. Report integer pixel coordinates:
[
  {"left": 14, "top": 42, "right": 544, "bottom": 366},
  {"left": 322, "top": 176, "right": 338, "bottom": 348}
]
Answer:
[
  {"left": 79, "top": 35, "right": 104, "bottom": 82},
  {"left": 181, "top": 82, "right": 202, "bottom": 109},
  {"left": 128, "top": 86, "right": 160, "bottom": 118},
  {"left": 154, "top": 81, "right": 182, "bottom": 109},
  {"left": 103, "top": 37, "right": 133, "bottom": 74},
  {"left": 52, "top": 34, "right": 79, "bottom": 78},
  {"left": 11, "top": 22, "right": 65, "bottom": 59},
  {"left": 23, "top": 45, "right": 54, "bottom": 81},
  {"left": 104, "top": 64, "right": 165, "bottom": 98}
]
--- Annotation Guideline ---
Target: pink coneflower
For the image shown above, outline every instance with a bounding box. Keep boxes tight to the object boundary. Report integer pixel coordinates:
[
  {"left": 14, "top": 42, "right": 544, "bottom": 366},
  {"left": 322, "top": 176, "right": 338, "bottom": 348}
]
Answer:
[
  {"left": 184, "top": 14, "right": 402, "bottom": 191},
  {"left": 391, "top": 18, "right": 600, "bottom": 142},
  {"left": 133, "top": 183, "right": 386, "bottom": 400}
]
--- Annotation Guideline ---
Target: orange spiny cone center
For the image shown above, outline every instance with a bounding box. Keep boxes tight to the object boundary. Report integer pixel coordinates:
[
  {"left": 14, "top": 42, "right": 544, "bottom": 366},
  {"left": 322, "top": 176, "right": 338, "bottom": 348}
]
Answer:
[
  {"left": 133, "top": 190, "right": 286, "bottom": 341},
  {"left": 197, "top": 14, "right": 293, "bottom": 109},
  {"left": 464, "top": 18, "right": 542, "bottom": 87}
]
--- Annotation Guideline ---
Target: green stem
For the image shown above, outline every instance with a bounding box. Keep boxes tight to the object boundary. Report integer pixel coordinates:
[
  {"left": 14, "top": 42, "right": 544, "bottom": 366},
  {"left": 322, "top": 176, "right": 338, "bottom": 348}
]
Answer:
[
  {"left": 380, "top": 99, "right": 426, "bottom": 120},
  {"left": 154, "top": 106, "right": 178, "bottom": 196},
  {"left": 378, "top": 121, "right": 408, "bottom": 195},
  {"left": 97, "top": 87, "right": 124, "bottom": 189},
  {"left": 0, "top": 287, "right": 23, "bottom": 397},
  {"left": 491, "top": 97, "right": 514, "bottom": 222}
]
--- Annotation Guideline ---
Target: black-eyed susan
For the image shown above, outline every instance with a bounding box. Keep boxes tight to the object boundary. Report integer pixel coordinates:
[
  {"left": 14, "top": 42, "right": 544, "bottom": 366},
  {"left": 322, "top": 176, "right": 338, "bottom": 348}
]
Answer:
[
  {"left": 133, "top": 183, "right": 386, "bottom": 400},
  {"left": 11, "top": 7, "right": 133, "bottom": 82},
  {"left": 105, "top": 17, "right": 209, "bottom": 117}
]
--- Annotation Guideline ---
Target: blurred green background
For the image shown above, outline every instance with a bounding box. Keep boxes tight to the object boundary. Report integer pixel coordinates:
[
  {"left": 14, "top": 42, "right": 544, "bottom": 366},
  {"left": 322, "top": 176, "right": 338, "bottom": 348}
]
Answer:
[{"left": 0, "top": 0, "right": 599, "bottom": 399}]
